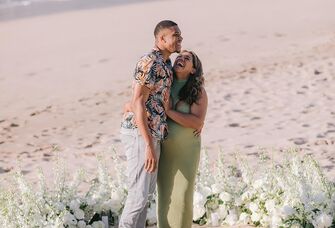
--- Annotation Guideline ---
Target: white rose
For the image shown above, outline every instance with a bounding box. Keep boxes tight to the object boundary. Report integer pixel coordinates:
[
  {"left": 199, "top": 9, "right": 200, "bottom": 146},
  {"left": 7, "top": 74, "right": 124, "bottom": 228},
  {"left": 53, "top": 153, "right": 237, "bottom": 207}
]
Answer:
[
  {"left": 234, "top": 197, "right": 243, "bottom": 207},
  {"left": 210, "top": 212, "right": 220, "bottom": 226},
  {"left": 86, "top": 225, "right": 93, "bottom": 228},
  {"left": 74, "top": 208, "right": 85, "bottom": 220},
  {"left": 217, "top": 204, "right": 227, "bottom": 219},
  {"left": 225, "top": 210, "right": 238, "bottom": 226},
  {"left": 271, "top": 213, "right": 282, "bottom": 228},
  {"left": 63, "top": 212, "right": 77, "bottom": 225},
  {"left": 70, "top": 199, "right": 80, "bottom": 211},
  {"left": 193, "top": 205, "right": 205, "bottom": 221},
  {"left": 201, "top": 186, "right": 212, "bottom": 197},
  {"left": 280, "top": 205, "right": 296, "bottom": 218},
  {"left": 77, "top": 220, "right": 87, "bottom": 228},
  {"left": 193, "top": 191, "right": 205, "bottom": 206},
  {"left": 249, "top": 202, "right": 259, "bottom": 213},
  {"left": 251, "top": 212, "right": 261, "bottom": 222},
  {"left": 239, "top": 212, "right": 250, "bottom": 224},
  {"left": 253, "top": 179, "right": 264, "bottom": 189},
  {"left": 241, "top": 191, "right": 252, "bottom": 201},
  {"left": 54, "top": 202, "right": 65, "bottom": 211},
  {"left": 211, "top": 184, "right": 223, "bottom": 194},
  {"left": 312, "top": 213, "right": 333, "bottom": 228},
  {"left": 265, "top": 199, "right": 276, "bottom": 213},
  {"left": 313, "top": 192, "right": 326, "bottom": 205},
  {"left": 146, "top": 203, "right": 157, "bottom": 226},
  {"left": 92, "top": 221, "right": 105, "bottom": 228},
  {"left": 86, "top": 198, "right": 96, "bottom": 206},
  {"left": 219, "top": 192, "right": 232, "bottom": 202}
]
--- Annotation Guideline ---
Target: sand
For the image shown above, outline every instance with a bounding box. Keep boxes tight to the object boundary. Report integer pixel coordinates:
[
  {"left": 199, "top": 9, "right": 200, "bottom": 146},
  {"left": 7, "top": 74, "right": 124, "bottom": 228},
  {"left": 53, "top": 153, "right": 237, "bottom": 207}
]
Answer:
[{"left": 1, "top": 0, "right": 335, "bottom": 226}]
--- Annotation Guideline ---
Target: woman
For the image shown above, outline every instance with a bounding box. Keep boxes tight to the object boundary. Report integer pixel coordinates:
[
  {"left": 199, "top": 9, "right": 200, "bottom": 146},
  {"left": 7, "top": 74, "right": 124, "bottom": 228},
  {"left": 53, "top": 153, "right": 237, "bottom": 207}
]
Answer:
[{"left": 157, "top": 50, "right": 208, "bottom": 228}]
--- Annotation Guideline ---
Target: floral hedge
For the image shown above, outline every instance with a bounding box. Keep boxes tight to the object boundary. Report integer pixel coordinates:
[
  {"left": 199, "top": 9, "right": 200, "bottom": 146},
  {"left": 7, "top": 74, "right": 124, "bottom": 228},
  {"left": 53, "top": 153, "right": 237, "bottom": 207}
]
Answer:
[{"left": 0, "top": 148, "right": 334, "bottom": 228}]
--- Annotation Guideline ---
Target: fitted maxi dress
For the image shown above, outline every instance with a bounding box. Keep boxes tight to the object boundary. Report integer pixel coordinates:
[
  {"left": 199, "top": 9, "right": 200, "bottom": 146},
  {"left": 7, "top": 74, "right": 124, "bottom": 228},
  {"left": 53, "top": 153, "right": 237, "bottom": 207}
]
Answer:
[{"left": 157, "top": 79, "right": 201, "bottom": 228}]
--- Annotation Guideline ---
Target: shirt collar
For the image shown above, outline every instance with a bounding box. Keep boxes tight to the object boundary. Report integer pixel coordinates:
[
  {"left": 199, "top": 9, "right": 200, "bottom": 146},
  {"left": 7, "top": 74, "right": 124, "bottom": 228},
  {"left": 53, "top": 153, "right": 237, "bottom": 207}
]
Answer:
[{"left": 152, "top": 47, "right": 171, "bottom": 66}]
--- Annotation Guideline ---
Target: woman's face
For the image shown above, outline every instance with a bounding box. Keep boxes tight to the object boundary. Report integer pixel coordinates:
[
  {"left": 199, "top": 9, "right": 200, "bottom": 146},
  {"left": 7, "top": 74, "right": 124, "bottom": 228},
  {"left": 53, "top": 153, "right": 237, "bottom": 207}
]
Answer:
[{"left": 173, "top": 51, "right": 195, "bottom": 79}]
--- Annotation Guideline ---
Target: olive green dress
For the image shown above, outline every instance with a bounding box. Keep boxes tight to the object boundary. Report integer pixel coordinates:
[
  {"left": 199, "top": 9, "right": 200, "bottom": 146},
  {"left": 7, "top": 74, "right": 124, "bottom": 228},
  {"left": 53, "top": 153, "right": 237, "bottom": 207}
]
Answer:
[{"left": 157, "top": 79, "right": 201, "bottom": 228}]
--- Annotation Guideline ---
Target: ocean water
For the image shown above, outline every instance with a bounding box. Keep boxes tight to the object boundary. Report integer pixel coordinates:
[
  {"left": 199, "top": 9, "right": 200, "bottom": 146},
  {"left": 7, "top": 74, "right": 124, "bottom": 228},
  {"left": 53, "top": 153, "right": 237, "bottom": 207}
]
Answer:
[{"left": 0, "top": 0, "right": 154, "bottom": 21}]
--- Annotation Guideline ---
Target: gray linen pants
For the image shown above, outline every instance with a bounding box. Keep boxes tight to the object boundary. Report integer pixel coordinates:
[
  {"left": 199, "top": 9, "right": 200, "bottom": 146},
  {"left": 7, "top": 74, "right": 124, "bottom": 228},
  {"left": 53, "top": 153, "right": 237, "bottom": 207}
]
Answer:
[{"left": 119, "top": 127, "right": 160, "bottom": 228}]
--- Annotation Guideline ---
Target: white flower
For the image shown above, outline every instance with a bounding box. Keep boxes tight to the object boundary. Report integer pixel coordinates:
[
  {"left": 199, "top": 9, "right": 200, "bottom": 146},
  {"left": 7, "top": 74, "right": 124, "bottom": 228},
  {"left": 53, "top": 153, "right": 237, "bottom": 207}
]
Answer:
[
  {"left": 217, "top": 204, "right": 228, "bottom": 219},
  {"left": 249, "top": 202, "right": 259, "bottom": 213},
  {"left": 271, "top": 213, "right": 282, "bottom": 228},
  {"left": 211, "top": 184, "right": 223, "bottom": 194},
  {"left": 200, "top": 186, "right": 212, "bottom": 197},
  {"left": 210, "top": 212, "right": 220, "bottom": 226},
  {"left": 77, "top": 220, "right": 87, "bottom": 228},
  {"left": 70, "top": 199, "right": 80, "bottom": 211},
  {"left": 225, "top": 210, "right": 238, "bottom": 225},
  {"left": 146, "top": 202, "right": 157, "bottom": 226},
  {"left": 253, "top": 179, "right": 264, "bottom": 189},
  {"left": 313, "top": 192, "right": 326, "bottom": 205},
  {"left": 251, "top": 212, "right": 261, "bottom": 222},
  {"left": 219, "top": 192, "right": 232, "bottom": 202},
  {"left": 86, "top": 226, "right": 93, "bottom": 228},
  {"left": 280, "top": 205, "right": 296, "bottom": 218},
  {"left": 265, "top": 199, "right": 276, "bottom": 213},
  {"left": 241, "top": 191, "right": 252, "bottom": 201},
  {"left": 193, "top": 191, "right": 205, "bottom": 206},
  {"left": 54, "top": 202, "right": 65, "bottom": 211},
  {"left": 234, "top": 196, "right": 243, "bottom": 207},
  {"left": 74, "top": 208, "right": 85, "bottom": 220},
  {"left": 193, "top": 205, "right": 205, "bottom": 221},
  {"left": 64, "top": 212, "right": 77, "bottom": 225},
  {"left": 312, "top": 213, "right": 333, "bottom": 228},
  {"left": 92, "top": 221, "right": 105, "bottom": 228},
  {"left": 239, "top": 212, "right": 250, "bottom": 224},
  {"left": 86, "top": 198, "right": 96, "bottom": 206}
]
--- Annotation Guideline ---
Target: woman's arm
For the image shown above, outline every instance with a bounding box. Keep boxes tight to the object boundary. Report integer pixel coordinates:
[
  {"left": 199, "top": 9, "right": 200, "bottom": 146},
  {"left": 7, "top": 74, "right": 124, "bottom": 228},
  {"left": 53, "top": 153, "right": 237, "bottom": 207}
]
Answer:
[{"left": 166, "top": 87, "right": 208, "bottom": 130}]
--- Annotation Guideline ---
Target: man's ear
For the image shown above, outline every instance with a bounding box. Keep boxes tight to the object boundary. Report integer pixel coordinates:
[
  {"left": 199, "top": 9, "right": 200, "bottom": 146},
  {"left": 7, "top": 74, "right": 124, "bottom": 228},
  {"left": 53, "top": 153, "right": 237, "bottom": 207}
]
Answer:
[{"left": 160, "top": 34, "right": 166, "bottom": 43}]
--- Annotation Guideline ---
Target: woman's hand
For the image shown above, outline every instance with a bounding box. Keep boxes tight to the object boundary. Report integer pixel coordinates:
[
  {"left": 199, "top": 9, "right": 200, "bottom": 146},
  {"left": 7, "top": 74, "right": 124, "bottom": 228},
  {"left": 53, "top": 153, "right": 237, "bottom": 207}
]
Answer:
[{"left": 193, "top": 123, "right": 204, "bottom": 137}]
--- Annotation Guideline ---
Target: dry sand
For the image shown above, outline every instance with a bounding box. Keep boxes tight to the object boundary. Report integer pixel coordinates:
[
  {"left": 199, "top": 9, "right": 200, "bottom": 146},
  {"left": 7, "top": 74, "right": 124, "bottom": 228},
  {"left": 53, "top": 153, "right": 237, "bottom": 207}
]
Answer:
[{"left": 1, "top": 0, "right": 335, "bottom": 226}]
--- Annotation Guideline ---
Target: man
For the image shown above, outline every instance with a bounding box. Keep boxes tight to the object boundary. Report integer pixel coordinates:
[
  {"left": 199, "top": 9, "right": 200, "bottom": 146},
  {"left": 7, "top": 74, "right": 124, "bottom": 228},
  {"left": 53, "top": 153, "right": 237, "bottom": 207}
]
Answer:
[{"left": 119, "top": 20, "right": 183, "bottom": 228}]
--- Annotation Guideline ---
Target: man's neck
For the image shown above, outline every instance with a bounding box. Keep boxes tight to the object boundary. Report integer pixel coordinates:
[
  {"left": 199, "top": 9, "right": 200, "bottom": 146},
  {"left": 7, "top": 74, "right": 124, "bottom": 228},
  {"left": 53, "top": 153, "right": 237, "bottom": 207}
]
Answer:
[{"left": 154, "top": 45, "right": 171, "bottom": 62}]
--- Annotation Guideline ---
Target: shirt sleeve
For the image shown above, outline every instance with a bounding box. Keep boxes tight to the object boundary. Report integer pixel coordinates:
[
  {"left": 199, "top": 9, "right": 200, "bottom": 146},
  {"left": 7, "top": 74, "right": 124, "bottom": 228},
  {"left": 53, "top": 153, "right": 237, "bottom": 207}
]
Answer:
[{"left": 133, "top": 54, "right": 156, "bottom": 90}]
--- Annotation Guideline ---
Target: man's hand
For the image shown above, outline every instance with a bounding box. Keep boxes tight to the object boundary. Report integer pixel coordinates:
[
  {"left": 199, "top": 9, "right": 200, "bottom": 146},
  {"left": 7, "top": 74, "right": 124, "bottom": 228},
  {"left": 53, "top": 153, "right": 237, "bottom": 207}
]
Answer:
[
  {"left": 163, "top": 96, "right": 172, "bottom": 116},
  {"left": 144, "top": 144, "right": 157, "bottom": 173}
]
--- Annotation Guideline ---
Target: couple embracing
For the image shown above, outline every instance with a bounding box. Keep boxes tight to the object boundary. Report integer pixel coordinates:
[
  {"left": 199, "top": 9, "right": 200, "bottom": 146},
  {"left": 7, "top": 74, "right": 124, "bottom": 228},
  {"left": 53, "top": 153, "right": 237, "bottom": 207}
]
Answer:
[{"left": 119, "top": 20, "right": 208, "bottom": 228}]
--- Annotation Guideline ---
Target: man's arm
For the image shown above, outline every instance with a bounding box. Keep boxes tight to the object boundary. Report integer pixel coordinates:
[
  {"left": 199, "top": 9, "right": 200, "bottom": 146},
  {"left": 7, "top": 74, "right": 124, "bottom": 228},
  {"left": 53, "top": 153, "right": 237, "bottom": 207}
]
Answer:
[{"left": 132, "top": 83, "right": 157, "bottom": 173}]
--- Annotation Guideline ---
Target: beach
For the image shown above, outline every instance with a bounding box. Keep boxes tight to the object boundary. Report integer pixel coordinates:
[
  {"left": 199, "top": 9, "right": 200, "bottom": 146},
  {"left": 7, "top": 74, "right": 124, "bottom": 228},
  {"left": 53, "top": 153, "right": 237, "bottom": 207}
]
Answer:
[{"left": 1, "top": 0, "right": 335, "bottom": 226}]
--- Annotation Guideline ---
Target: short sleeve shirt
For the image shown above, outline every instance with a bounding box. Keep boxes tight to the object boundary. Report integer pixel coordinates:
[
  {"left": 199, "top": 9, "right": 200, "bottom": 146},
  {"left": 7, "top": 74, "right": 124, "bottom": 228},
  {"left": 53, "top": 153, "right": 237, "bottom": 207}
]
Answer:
[{"left": 121, "top": 49, "right": 173, "bottom": 140}]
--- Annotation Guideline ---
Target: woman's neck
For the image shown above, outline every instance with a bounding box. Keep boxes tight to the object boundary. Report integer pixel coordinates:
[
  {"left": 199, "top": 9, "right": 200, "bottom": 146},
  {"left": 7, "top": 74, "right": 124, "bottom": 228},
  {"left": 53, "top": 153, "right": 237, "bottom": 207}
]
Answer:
[{"left": 175, "top": 73, "right": 189, "bottom": 81}]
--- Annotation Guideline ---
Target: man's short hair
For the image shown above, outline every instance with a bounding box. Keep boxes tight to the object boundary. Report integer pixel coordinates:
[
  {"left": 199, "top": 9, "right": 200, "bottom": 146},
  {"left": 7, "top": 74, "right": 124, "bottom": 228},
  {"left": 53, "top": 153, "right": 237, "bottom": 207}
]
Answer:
[{"left": 154, "top": 20, "right": 178, "bottom": 37}]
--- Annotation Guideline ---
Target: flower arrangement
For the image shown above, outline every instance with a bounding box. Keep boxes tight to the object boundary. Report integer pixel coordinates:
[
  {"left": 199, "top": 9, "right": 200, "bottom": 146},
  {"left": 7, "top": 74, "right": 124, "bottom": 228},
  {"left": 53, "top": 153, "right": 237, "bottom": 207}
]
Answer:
[
  {"left": 192, "top": 148, "right": 335, "bottom": 228},
  {"left": 0, "top": 147, "right": 334, "bottom": 228}
]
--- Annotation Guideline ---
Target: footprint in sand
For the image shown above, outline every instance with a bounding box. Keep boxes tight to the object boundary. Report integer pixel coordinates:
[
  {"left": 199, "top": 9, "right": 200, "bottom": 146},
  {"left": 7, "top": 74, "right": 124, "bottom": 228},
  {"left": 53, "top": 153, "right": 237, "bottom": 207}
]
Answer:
[
  {"left": 0, "top": 167, "right": 12, "bottom": 173},
  {"left": 218, "top": 36, "right": 230, "bottom": 42},
  {"left": 80, "top": 63, "right": 91, "bottom": 68},
  {"left": 98, "top": 58, "right": 111, "bottom": 63},
  {"left": 228, "top": 123, "right": 240, "bottom": 127},
  {"left": 274, "top": 33, "right": 285, "bottom": 38},
  {"left": 289, "top": 137, "right": 308, "bottom": 145},
  {"left": 322, "top": 165, "right": 334, "bottom": 171},
  {"left": 26, "top": 72, "right": 37, "bottom": 77}
]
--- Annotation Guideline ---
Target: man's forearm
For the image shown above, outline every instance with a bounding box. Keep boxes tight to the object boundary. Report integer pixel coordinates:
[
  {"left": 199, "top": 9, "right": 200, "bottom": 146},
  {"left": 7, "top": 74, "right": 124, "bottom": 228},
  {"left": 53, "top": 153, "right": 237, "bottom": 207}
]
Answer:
[{"left": 167, "top": 110, "right": 203, "bottom": 129}]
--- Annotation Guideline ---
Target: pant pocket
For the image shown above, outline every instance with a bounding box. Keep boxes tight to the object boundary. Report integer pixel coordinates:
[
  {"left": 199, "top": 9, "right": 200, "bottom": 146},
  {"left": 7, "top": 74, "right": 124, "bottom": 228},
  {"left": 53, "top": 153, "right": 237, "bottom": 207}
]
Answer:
[{"left": 120, "top": 133, "right": 137, "bottom": 160}]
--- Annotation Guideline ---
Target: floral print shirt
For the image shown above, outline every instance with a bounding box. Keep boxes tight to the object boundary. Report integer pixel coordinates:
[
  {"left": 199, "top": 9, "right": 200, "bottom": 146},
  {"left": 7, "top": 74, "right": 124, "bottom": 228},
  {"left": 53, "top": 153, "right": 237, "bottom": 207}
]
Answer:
[{"left": 121, "top": 49, "right": 173, "bottom": 140}]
